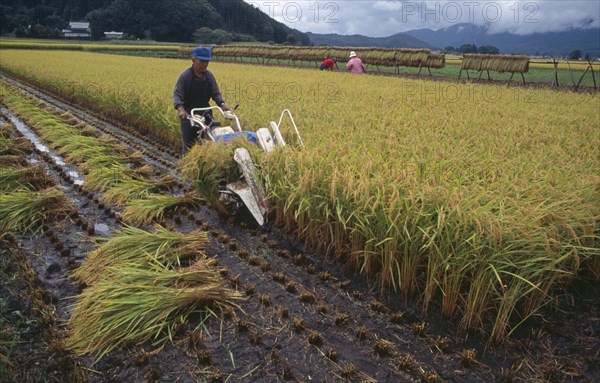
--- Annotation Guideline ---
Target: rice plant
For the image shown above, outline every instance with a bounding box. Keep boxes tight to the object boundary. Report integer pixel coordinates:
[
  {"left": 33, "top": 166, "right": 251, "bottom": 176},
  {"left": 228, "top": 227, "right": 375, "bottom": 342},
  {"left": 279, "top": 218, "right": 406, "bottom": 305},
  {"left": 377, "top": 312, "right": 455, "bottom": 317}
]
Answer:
[
  {"left": 0, "top": 122, "right": 13, "bottom": 137},
  {"left": 179, "top": 142, "right": 241, "bottom": 195},
  {"left": 100, "top": 176, "right": 176, "bottom": 206},
  {"left": 83, "top": 163, "right": 139, "bottom": 192},
  {"left": 1, "top": 51, "right": 598, "bottom": 341},
  {"left": 0, "top": 187, "right": 72, "bottom": 233},
  {"left": 0, "top": 155, "right": 27, "bottom": 167},
  {"left": 66, "top": 258, "right": 243, "bottom": 362},
  {"left": 121, "top": 192, "right": 200, "bottom": 226},
  {"left": 66, "top": 144, "right": 127, "bottom": 167},
  {"left": 0, "top": 137, "right": 31, "bottom": 155},
  {"left": 72, "top": 225, "right": 209, "bottom": 286},
  {"left": 78, "top": 153, "right": 130, "bottom": 173},
  {"left": 178, "top": 139, "right": 261, "bottom": 214},
  {"left": 56, "top": 135, "right": 108, "bottom": 158},
  {"left": 462, "top": 54, "right": 529, "bottom": 73},
  {"left": 0, "top": 164, "right": 55, "bottom": 192}
]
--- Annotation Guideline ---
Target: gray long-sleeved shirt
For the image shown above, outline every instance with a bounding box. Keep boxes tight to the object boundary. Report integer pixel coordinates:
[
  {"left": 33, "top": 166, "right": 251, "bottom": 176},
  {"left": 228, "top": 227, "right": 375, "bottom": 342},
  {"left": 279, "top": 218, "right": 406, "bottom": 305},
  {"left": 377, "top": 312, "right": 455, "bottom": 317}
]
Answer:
[{"left": 172, "top": 67, "right": 224, "bottom": 111}]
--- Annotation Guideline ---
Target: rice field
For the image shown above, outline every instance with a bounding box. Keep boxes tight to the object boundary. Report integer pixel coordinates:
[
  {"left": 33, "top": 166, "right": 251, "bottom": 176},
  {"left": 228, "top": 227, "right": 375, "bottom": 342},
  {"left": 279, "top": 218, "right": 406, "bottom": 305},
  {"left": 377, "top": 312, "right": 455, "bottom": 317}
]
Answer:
[
  {"left": 0, "top": 84, "right": 242, "bottom": 371},
  {"left": 1, "top": 49, "right": 599, "bottom": 341}
]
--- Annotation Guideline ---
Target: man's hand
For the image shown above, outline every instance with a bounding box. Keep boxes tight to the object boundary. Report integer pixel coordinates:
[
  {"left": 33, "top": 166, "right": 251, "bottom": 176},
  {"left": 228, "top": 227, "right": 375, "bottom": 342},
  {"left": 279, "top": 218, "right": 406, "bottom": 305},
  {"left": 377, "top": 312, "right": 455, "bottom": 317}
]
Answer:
[
  {"left": 223, "top": 110, "right": 236, "bottom": 120},
  {"left": 177, "top": 106, "right": 188, "bottom": 120},
  {"left": 220, "top": 103, "right": 230, "bottom": 112}
]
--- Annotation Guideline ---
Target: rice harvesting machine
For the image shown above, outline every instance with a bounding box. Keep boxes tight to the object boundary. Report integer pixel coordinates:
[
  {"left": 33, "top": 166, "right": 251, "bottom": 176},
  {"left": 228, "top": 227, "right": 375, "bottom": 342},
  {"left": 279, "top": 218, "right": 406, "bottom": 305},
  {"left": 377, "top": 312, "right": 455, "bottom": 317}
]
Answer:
[{"left": 189, "top": 106, "right": 304, "bottom": 226}]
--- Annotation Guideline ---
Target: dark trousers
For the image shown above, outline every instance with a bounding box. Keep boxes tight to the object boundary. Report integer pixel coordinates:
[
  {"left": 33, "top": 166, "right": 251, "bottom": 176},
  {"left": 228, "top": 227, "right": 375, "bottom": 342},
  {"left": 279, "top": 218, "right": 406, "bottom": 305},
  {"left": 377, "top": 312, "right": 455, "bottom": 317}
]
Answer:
[
  {"left": 180, "top": 110, "right": 214, "bottom": 154},
  {"left": 180, "top": 118, "right": 198, "bottom": 153}
]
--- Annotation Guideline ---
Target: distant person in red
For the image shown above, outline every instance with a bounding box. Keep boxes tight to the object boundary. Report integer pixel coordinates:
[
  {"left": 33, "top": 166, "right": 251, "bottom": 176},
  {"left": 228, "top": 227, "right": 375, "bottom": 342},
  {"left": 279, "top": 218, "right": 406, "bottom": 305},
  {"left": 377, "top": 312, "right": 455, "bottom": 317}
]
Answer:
[
  {"left": 319, "top": 57, "right": 337, "bottom": 71},
  {"left": 346, "top": 51, "right": 365, "bottom": 74}
]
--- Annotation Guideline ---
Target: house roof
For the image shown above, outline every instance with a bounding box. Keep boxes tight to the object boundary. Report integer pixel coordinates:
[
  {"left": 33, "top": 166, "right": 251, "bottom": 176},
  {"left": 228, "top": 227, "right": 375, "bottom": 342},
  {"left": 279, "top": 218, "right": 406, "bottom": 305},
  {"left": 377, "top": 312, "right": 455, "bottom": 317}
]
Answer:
[{"left": 69, "top": 22, "right": 90, "bottom": 29}]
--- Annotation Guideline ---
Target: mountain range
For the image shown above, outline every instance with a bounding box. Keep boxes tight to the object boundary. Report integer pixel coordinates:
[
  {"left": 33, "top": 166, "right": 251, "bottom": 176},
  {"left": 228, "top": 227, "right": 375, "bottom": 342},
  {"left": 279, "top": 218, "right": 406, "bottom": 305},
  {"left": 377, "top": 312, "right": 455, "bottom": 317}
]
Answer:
[
  {"left": 309, "top": 23, "right": 600, "bottom": 57},
  {"left": 306, "top": 32, "right": 436, "bottom": 50}
]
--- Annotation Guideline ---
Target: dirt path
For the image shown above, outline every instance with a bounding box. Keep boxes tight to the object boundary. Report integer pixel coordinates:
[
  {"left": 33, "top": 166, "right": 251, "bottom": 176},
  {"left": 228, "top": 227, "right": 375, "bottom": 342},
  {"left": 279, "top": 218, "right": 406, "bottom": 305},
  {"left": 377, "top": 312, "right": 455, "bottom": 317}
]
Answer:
[{"left": 1, "top": 74, "right": 598, "bottom": 383}]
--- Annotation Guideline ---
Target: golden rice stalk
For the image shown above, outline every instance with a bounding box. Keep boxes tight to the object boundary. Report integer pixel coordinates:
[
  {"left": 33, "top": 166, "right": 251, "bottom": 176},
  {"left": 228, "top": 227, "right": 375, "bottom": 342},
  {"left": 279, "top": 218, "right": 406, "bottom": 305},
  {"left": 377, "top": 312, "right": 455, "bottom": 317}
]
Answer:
[
  {"left": 462, "top": 54, "right": 529, "bottom": 73},
  {"left": 0, "top": 187, "right": 72, "bottom": 233},
  {"left": 423, "top": 53, "right": 446, "bottom": 69},
  {"left": 86, "top": 165, "right": 156, "bottom": 194},
  {"left": 66, "top": 258, "right": 243, "bottom": 362},
  {"left": 0, "top": 122, "right": 14, "bottom": 137},
  {"left": 0, "top": 137, "right": 32, "bottom": 155},
  {"left": 100, "top": 177, "right": 176, "bottom": 206},
  {"left": 72, "top": 225, "right": 209, "bottom": 286},
  {"left": 360, "top": 48, "right": 396, "bottom": 66},
  {"left": 393, "top": 49, "right": 431, "bottom": 67},
  {"left": 178, "top": 139, "right": 261, "bottom": 213},
  {"left": 179, "top": 142, "right": 239, "bottom": 195},
  {"left": 76, "top": 151, "right": 129, "bottom": 172},
  {"left": 121, "top": 192, "right": 200, "bottom": 226},
  {"left": 0, "top": 164, "right": 55, "bottom": 192},
  {"left": 0, "top": 155, "right": 27, "bottom": 168}
]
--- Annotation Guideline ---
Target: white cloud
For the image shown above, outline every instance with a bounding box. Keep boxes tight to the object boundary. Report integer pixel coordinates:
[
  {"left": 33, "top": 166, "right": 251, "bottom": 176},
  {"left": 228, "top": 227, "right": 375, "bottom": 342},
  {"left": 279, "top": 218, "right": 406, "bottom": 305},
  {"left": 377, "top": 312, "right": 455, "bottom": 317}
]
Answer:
[
  {"left": 485, "top": 2, "right": 600, "bottom": 35},
  {"left": 245, "top": 1, "right": 600, "bottom": 36},
  {"left": 373, "top": 1, "right": 404, "bottom": 11}
]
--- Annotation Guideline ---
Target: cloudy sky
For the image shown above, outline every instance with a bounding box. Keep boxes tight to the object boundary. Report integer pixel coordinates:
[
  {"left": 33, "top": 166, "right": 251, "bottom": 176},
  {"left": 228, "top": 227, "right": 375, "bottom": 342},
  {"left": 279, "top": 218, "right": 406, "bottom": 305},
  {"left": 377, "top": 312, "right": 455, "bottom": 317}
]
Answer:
[{"left": 244, "top": 1, "right": 600, "bottom": 37}]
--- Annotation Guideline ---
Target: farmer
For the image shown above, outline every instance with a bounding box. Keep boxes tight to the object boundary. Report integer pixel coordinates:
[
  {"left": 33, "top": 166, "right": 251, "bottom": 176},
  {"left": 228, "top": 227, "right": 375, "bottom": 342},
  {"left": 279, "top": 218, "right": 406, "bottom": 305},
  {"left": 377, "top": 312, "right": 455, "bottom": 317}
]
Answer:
[
  {"left": 319, "top": 56, "right": 337, "bottom": 71},
  {"left": 346, "top": 51, "right": 365, "bottom": 74},
  {"left": 172, "top": 45, "right": 231, "bottom": 153}
]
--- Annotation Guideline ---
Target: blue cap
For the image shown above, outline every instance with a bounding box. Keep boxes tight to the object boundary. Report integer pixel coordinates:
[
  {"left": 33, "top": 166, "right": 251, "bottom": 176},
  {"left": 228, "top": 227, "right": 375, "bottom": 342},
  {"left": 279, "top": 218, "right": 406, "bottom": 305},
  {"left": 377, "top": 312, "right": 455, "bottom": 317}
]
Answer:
[{"left": 192, "top": 46, "right": 213, "bottom": 61}]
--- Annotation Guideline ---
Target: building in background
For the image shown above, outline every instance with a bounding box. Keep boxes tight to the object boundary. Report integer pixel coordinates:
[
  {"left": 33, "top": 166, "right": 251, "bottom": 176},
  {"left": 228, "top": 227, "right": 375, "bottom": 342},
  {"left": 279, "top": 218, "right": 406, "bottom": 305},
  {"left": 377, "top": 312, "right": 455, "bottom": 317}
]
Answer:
[
  {"left": 62, "top": 22, "right": 91, "bottom": 39},
  {"left": 104, "top": 31, "right": 124, "bottom": 39}
]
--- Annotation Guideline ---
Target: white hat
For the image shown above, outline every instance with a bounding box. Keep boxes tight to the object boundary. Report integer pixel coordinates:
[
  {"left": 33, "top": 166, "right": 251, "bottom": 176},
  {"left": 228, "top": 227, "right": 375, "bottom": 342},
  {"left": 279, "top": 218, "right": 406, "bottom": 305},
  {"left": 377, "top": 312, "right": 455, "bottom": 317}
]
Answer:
[{"left": 349, "top": 51, "right": 357, "bottom": 58}]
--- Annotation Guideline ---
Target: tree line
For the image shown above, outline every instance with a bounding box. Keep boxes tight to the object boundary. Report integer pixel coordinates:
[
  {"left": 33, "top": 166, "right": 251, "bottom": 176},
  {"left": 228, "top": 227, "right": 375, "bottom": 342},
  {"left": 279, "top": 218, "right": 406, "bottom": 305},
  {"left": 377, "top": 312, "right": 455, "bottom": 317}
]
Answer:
[
  {"left": 443, "top": 44, "right": 500, "bottom": 54},
  {"left": 442, "top": 44, "right": 595, "bottom": 60},
  {"left": 0, "top": 0, "right": 310, "bottom": 45}
]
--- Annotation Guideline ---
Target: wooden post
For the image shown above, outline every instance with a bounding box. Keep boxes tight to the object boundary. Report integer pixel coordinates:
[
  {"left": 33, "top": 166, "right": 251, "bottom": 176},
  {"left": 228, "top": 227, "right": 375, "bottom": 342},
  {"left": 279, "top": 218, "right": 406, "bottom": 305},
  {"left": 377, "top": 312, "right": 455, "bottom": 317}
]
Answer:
[
  {"left": 576, "top": 59, "right": 598, "bottom": 90},
  {"left": 566, "top": 61, "right": 576, "bottom": 87},
  {"left": 508, "top": 72, "right": 515, "bottom": 86},
  {"left": 589, "top": 59, "right": 597, "bottom": 89},
  {"left": 552, "top": 59, "right": 559, "bottom": 87},
  {"left": 575, "top": 63, "right": 593, "bottom": 90},
  {"left": 576, "top": 68, "right": 588, "bottom": 89}
]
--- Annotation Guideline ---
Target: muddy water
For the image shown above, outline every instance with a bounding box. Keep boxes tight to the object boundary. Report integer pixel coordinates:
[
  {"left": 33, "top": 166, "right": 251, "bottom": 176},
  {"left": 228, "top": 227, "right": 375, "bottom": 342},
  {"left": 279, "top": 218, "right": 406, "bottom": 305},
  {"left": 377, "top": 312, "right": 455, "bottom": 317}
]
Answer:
[{"left": 2, "top": 106, "right": 85, "bottom": 186}]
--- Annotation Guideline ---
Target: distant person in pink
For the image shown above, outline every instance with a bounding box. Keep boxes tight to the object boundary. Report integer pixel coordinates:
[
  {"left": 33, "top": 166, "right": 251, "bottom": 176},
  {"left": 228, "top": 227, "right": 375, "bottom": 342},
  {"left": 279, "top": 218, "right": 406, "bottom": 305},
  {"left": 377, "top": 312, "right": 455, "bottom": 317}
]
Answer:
[{"left": 346, "top": 51, "right": 365, "bottom": 74}]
